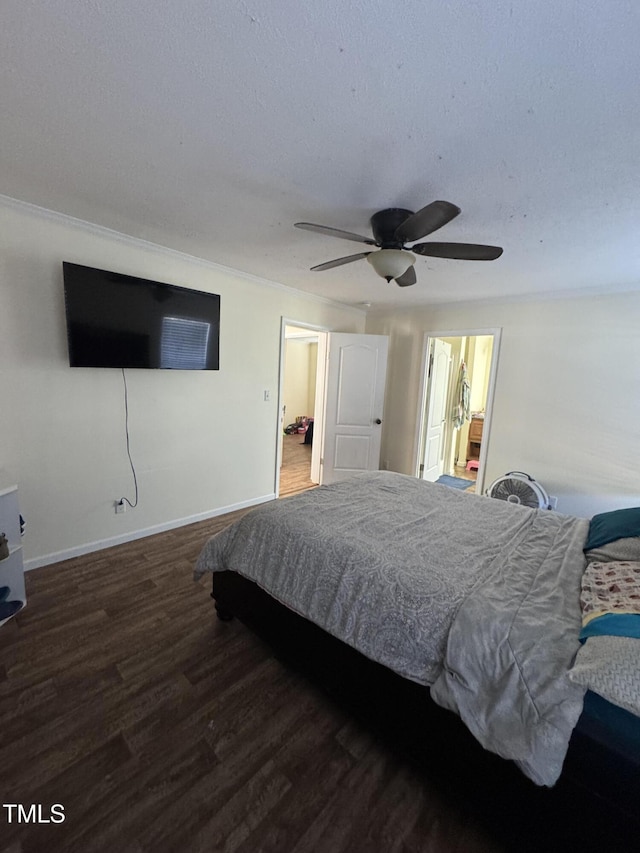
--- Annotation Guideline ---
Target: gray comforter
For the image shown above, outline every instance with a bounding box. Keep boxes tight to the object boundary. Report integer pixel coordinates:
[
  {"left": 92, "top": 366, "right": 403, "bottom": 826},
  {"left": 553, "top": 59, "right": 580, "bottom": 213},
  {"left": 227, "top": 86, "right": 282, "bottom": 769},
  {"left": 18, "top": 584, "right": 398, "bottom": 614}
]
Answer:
[{"left": 194, "top": 471, "right": 589, "bottom": 785}]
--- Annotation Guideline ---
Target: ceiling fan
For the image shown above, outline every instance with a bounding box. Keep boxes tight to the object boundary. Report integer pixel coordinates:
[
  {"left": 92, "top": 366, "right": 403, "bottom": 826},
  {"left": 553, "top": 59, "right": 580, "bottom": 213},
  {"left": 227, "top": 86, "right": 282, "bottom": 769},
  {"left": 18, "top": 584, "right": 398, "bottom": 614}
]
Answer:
[{"left": 294, "top": 201, "right": 503, "bottom": 287}]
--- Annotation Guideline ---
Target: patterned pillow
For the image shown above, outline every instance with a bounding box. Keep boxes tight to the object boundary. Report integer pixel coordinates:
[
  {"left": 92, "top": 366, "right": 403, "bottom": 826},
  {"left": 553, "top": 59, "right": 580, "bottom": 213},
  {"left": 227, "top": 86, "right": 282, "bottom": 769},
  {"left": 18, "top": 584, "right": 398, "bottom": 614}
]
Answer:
[
  {"left": 569, "top": 636, "right": 640, "bottom": 718},
  {"left": 571, "top": 560, "right": 640, "bottom": 717},
  {"left": 579, "top": 560, "right": 640, "bottom": 624}
]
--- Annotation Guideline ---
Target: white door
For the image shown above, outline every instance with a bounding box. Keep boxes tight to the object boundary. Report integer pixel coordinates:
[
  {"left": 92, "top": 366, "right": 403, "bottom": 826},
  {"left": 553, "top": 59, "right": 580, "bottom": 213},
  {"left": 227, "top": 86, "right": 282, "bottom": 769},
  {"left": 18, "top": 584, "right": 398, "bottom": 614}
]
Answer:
[
  {"left": 422, "top": 338, "right": 452, "bottom": 481},
  {"left": 321, "top": 333, "right": 388, "bottom": 485}
]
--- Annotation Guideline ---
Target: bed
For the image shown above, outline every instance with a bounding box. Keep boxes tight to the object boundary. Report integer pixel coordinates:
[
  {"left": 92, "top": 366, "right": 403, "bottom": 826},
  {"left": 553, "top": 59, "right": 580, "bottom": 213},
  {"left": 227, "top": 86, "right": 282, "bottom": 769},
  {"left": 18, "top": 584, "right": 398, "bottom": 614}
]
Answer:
[{"left": 194, "top": 472, "right": 640, "bottom": 846}]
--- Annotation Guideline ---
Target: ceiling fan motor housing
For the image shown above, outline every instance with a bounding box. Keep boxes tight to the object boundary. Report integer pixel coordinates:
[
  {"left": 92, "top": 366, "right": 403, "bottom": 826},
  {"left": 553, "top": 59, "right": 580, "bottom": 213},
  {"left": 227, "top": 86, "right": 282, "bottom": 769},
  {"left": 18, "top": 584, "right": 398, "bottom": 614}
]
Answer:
[{"left": 370, "top": 208, "right": 414, "bottom": 247}]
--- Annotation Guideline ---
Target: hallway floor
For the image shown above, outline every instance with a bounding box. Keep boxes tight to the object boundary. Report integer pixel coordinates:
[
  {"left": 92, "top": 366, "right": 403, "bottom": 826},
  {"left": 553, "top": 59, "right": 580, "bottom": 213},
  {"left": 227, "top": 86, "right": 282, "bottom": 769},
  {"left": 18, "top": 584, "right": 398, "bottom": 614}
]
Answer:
[
  {"left": 279, "top": 432, "right": 317, "bottom": 498},
  {"left": 453, "top": 464, "right": 478, "bottom": 493}
]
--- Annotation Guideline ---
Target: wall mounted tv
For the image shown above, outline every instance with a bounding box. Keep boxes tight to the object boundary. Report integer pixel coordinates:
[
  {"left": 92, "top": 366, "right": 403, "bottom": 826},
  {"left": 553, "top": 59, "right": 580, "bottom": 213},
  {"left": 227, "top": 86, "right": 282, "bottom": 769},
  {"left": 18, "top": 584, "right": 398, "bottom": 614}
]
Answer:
[{"left": 63, "top": 262, "right": 220, "bottom": 370}]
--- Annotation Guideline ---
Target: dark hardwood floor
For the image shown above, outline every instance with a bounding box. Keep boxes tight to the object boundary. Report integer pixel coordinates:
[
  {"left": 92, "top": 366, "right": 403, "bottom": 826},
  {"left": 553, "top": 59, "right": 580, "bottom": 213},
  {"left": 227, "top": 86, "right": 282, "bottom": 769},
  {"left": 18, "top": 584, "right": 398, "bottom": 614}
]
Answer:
[{"left": 0, "top": 492, "right": 507, "bottom": 852}]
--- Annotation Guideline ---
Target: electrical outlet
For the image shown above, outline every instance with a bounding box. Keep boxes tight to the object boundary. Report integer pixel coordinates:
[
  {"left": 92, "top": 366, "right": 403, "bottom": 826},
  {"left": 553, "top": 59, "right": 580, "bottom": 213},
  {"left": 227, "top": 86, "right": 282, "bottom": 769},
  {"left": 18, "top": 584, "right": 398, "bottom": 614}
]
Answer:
[
  {"left": 115, "top": 499, "right": 126, "bottom": 514},
  {"left": 549, "top": 496, "right": 558, "bottom": 510}
]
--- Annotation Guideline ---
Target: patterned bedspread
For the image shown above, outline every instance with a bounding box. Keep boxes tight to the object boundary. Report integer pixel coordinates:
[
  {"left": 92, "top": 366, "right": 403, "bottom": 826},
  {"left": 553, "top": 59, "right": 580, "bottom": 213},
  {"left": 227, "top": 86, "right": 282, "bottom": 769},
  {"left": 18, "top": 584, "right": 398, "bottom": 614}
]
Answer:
[{"left": 194, "top": 471, "right": 590, "bottom": 785}]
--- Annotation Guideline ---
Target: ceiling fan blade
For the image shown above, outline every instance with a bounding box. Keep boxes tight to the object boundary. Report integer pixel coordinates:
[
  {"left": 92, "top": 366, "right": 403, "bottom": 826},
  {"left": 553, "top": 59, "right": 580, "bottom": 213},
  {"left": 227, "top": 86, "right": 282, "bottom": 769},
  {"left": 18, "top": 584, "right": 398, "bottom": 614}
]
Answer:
[
  {"left": 310, "top": 252, "right": 371, "bottom": 271},
  {"left": 295, "top": 222, "right": 376, "bottom": 245},
  {"left": 395, "top": 266, "right": 417, "bottom": 287},
  {"left": 413, "top": 242, "right": 503, "bottom": 261},
  {"left": 393, "top": 201, "right": 461, "bottom": 243}
]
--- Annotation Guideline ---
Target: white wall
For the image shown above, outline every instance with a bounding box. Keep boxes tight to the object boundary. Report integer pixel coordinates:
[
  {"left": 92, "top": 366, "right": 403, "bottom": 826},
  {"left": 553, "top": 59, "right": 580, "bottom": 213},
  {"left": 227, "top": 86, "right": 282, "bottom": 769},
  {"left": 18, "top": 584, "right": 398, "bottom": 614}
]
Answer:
[
  {"left": 307, "top": 342, "right": 318, "bottom": 416},
  {"left": 283, "top": 339, "right": 315, "bottom": 424},
  {"left": 366, "top": 292, "right": 640, "bottom": 517},
  {"left": 0, "top": 198, "right": 364, "bottom": 567},
  {"left": 468, "top": 335, "right": 493, "bottom": 412}
]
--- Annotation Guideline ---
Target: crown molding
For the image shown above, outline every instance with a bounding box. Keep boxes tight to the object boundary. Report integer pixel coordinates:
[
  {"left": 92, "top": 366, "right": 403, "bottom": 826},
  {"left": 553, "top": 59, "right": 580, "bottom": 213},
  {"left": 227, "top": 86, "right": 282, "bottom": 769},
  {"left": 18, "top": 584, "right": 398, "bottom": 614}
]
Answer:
[{"left": 0, "top": 193, "right": 365, "bottom": 316}]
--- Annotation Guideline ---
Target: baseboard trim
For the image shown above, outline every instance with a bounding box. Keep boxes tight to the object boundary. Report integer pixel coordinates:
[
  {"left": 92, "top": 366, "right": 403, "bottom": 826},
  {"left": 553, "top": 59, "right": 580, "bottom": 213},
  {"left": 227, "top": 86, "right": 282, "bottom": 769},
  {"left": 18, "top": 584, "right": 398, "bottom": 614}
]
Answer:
[{"left": 24, "top": 493, "right": 276, "bottom": 571}]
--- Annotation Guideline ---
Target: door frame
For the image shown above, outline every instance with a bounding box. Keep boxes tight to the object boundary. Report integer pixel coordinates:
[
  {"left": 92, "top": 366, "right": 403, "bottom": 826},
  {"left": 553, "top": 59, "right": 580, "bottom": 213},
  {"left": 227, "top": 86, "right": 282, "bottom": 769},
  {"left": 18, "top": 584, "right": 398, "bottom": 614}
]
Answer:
[
  {"left": 275, "top": 318, "right": 330, "bottom": 498},
  {"left": 413, "top": 327, "right": 502, "bottom": 495}
]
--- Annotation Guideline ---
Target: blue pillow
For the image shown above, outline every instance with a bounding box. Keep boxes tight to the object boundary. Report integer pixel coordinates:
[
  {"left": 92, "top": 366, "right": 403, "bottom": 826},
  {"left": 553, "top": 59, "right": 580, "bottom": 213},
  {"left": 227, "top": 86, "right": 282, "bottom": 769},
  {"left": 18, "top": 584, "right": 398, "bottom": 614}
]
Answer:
[{"left": 585, "top": 507, "right": 640, "bottom": 551}]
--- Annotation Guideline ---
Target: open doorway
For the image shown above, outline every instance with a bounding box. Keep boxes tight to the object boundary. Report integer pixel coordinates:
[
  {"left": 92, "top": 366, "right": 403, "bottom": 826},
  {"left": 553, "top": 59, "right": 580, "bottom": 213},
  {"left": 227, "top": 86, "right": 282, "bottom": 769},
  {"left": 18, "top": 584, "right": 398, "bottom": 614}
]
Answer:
[
  {"left": 276, "top": 324, "right": 389, "bottom": 496},
  {"left": 276, "top": 322, "right": 328, "bottom": 498},
  {"left": 415, "top": 329, "right": 501, "bottom": 495}
]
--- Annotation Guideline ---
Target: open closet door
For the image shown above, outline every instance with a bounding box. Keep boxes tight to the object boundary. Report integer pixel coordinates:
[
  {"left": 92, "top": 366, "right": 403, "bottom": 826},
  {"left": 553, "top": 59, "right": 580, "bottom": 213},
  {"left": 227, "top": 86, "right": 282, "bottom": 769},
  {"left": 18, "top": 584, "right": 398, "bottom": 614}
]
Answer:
[{"left": 321, "top": 333, "right": 388, "bottom": 485}]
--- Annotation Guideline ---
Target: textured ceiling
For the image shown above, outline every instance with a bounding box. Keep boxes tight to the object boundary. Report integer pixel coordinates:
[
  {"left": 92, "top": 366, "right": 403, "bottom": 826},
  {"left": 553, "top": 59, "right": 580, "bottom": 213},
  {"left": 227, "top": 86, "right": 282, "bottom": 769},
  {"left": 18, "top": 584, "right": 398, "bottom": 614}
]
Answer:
[{"left": 1, "top": 1, "right": 639, "bottom": 307}]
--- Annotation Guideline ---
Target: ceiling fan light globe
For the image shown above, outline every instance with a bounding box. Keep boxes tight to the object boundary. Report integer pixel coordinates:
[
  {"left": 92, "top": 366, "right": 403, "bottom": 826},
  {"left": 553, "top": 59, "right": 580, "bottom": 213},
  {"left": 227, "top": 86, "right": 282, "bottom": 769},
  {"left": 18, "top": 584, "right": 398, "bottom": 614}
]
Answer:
[{"left": 367, "top": 249, "right": 415, "bottom": 281}]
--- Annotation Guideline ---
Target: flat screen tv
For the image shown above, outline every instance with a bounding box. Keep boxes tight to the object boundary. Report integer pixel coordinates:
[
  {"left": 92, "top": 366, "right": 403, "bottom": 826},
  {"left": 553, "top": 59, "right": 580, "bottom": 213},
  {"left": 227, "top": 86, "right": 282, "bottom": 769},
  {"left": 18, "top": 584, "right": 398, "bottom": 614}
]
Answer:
[{"left": 63, "top": 262, "right": 220, "bottom": 370}]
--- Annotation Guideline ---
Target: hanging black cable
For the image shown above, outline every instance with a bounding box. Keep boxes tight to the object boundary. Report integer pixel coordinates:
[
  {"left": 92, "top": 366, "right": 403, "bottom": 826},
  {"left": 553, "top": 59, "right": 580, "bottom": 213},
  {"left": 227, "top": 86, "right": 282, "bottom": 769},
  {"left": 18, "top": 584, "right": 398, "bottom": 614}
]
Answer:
[{"left": 118, "top": 368, "right": 139, "bottom": 508}]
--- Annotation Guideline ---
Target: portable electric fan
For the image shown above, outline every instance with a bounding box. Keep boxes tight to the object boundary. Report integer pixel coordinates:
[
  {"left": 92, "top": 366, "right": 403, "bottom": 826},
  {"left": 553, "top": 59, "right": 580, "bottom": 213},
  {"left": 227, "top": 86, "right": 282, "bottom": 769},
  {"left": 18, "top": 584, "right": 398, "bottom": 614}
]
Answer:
[{"left": 486, "top": 471, "right": 551, "bottom": 510}]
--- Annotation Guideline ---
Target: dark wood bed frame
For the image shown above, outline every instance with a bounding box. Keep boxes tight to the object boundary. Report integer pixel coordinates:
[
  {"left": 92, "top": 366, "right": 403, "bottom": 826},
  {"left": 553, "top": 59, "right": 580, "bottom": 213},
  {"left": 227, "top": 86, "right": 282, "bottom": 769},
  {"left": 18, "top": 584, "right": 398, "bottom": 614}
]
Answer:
[{"left": 211, "top": 570, "right": 639, "bottom": 851}]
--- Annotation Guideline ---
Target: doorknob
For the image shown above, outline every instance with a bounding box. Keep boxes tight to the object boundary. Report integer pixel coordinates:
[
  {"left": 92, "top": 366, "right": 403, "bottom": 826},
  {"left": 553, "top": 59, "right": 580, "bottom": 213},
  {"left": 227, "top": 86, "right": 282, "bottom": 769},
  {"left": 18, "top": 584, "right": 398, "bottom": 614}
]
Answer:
[{"left": 375, "top": 418, "right": 382, "bottom": 425}]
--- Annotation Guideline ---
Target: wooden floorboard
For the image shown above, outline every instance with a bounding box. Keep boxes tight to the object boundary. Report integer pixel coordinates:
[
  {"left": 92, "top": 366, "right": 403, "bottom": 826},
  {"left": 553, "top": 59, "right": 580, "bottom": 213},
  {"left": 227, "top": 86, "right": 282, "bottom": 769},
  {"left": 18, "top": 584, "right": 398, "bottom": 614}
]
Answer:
[
  {"left": 1, "top": 473, "right": 507, "bottom": 852},
  {"left": 279, "top": 433, "right": 317, "bottom": 498}
]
